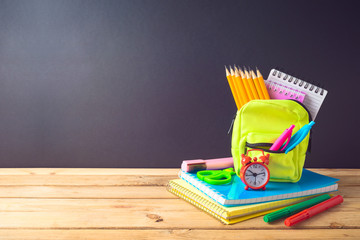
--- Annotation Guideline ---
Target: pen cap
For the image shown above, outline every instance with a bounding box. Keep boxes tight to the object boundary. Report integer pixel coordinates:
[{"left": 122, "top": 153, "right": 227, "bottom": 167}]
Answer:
[
  {"left": 285, "top": 121, "right": 315, "bottom": 154},
  {"left": 284, "top": 210, "right": 309, "bottom": 227},
  {"left": 263, "top": 209, "right": 290, "bottom": 222},
  {"left": 284, "top": 195, "right": 343, "bottom": 227}
]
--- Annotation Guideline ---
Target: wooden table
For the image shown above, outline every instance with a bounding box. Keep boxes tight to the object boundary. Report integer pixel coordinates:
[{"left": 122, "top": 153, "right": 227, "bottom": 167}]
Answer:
[{"left": 0, "top": 168, "right": 358, "bottom": 239}]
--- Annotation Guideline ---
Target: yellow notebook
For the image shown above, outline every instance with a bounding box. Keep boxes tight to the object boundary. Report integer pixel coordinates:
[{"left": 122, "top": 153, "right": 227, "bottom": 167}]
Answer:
[{"left": 167, "top": 179, "right": 317, "bottom": 224}]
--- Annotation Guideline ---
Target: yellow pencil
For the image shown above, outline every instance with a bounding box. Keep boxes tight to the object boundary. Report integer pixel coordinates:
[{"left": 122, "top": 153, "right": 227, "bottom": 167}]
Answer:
[
  {"left": 256, "top": 67, "right": 270, "bottom": 100},
  {"left": 229, "top": 66, "right": 244, "bottom": 107},
  {"left": 251, "top": 70, "right": 265, "bottom": 99},
  {"left": 239, "top": 68, "right": 254, "bottom": 101},
  {"left": 246, "top": 67, "right": 259, "bottom": 99},
  {"left": 233, "top": 66, "right": 248, "bottom": 105},
  {"left": 225, "top": 66, "right": 241, "bottom": 109},
  {"left": 244, "top": 67, "right": 259, "bottom": 99}
]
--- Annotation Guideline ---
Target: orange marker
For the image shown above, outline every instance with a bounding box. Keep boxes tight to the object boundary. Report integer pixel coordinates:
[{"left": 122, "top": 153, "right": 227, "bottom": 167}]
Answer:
[
  {"left": 245, "top": 67, "right": 260, "bottom": 99},
  {"left": 239, "top": 68, "right": 254, "bottom": 101},
  {"left": 251, "top": 70, "right": 265, "bottom": 99},
  {"left": 256, "top": 68, "right": 270, "bottom": 100},
  {"left": 225, "top": 66, "right": 241, "bottom": 109}
]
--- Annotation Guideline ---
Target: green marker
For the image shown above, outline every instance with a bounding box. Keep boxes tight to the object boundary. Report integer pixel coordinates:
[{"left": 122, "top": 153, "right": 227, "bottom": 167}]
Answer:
[{"left": 263, "top": 194, "right": 331, "bottom": 223}]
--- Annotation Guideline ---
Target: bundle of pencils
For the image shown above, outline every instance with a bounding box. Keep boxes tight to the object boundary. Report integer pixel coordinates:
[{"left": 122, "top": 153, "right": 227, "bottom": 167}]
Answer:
[{"left": 225, "top": 66, "right": 270, "bottom": 110}]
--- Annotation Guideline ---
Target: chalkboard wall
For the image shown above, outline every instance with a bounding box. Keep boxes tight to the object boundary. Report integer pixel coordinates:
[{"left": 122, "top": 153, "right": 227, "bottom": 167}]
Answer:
[{"left": 0, "top": 0, "right": 359, "bottom": 168}]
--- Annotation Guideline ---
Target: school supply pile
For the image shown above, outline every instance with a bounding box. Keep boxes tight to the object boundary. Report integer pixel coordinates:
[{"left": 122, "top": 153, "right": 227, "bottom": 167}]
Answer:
[
  {"left": 167, "top": 177, "right": 326, "bottom": 224},
  {"left": 167, "top": 67, "right": 340, "bottom": 226},
  {"left": 167, "top": 157, "right": 339, "bottom": 224}
]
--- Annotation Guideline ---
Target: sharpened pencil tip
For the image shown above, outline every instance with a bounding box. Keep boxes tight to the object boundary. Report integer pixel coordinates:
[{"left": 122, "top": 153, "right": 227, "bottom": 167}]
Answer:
[
  {"left": 225, "top": 66, "right": 230, "bottom": 76},
  {"left": 229, "top": 66, "right": 235, "bottom": 75},
  {"left": 234, "top": 67, "right": 240, "bottom": 77},
  {"left": 251, "top": 70, "right": 257, "bottom": 79}
]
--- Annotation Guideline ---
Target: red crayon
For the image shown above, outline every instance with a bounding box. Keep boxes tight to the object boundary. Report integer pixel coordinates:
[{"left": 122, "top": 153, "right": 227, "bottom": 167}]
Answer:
[{"left": 284, "top": 195, "right": 344, "bottom": 227}]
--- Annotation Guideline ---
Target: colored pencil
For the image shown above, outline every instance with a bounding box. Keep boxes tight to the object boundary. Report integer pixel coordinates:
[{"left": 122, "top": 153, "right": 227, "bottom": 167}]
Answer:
[
  {"left": 234, "top": 66, "right": 249, "bottom": 105},
  {"left": 251, "top": 70, "right": 265, "bottom": 99},
  {"left": 239, "top": 68, "right": 254, "bottom": 101},
  {"left": 256, "top": 67, "right": 270, "bottom": 100},
  {"left": 245, "top": 67, "right": 260, "bottom": 99},
  {"left": 225, "top": 66, "right": 241, "bottom": 109}
]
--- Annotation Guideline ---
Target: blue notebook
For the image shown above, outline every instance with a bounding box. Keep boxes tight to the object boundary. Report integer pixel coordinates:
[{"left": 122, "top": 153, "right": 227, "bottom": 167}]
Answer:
[{"left": 179, "top": 169, "right": 338, "bottom": 206}]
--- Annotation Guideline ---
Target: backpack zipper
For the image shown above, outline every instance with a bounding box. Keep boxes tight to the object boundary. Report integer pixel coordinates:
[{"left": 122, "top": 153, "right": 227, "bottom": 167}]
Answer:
[
  {"left": 246, "top": 143, "right": 285, "bottom": 154},
  {"left": 289, "top": 100, "right": 313, "bottom": 153},
  {"left": 227, "top": 113, "right": 237, "bottom": 135},
  {"left": 289, "top": 99, "right": 313, "bottom": 121}
]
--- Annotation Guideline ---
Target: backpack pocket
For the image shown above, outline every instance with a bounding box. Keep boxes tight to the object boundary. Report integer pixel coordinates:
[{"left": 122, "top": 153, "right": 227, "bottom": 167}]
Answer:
[{"left": 243, "top": 132, "right": 299, "bottom": 182}]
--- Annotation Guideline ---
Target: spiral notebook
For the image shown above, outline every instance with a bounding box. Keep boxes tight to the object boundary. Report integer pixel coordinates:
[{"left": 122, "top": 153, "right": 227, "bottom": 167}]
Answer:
[
  {"left": 167, "top": 179, "right": 319, "bottom": 224},
  {"left": 266, "top": 69, "right": 328, "bottom": 120},
  {"left": 179, "top": 169, "right": 338, "bottom": 206},
  {"left": 265, "top": 80, "right": 306, "bottom": 103}
]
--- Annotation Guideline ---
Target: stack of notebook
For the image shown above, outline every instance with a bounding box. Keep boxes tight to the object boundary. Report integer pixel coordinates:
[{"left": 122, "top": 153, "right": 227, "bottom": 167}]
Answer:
[{"left": 167, "top": 162, "right": 339, "bottom": 224}]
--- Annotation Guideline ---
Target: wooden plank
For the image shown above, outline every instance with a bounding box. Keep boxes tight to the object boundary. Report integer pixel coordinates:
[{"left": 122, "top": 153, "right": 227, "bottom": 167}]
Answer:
[
  {"left": 0, "top": 197, "right": 357, "bottom": 213},
  {"left": 0, "top": 185, "right": 356, "bottom": 199},
  {"left": 0, "top": 168, "right": 356, "bottom": 186},
  {"left": 0, "top": 168, "right": 178, "bottom": 186},
  {"left": 0, "top": 168, "right": 352, "bottom": 176},
  {"left": 0, "top": 168, "right": 180, "bottom": 175},
  {"left": 0, "top": 175, "right": 173, "bottom": 186},
  {"left": 0, "top": 175, "right": 355, "bottom": 186},
  {"left": 0, "top": 186, "right": 174, "bottom": 199},
  {"left": 0, "top": 229, "right": 358, "bottom": 240},
  {"left": 0, "top": 198, "right": 356, "bottom": 229}
]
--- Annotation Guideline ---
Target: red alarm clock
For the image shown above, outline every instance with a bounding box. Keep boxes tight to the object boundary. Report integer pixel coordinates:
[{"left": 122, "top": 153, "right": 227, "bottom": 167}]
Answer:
[{"left": 240, "top": 149, "right": 270, "bottom": 190}]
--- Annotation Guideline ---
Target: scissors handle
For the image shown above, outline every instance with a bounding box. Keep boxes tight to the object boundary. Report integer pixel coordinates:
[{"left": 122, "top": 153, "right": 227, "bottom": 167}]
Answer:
[{"left": 197, "top": 168, "right": 235, "bottom": 185}]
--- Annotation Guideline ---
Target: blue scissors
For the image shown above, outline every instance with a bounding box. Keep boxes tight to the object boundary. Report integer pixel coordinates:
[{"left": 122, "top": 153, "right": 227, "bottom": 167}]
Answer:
[{"left": 196, "top": 168, "right": 236, "bottom": 185}]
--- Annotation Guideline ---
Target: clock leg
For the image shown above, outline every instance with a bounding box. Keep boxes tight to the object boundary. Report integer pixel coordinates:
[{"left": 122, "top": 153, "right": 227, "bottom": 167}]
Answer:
[
  {"left": 262, "top": 186, "right": 266, "bottom": 190},
  {"left": 245, "top": 186, "right": 249, "bottom": 190}
]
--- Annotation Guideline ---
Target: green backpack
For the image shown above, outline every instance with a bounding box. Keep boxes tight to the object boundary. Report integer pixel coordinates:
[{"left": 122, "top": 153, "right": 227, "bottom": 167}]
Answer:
[{"left": 231, "top": 100, "right": 312, "bottom": 183}]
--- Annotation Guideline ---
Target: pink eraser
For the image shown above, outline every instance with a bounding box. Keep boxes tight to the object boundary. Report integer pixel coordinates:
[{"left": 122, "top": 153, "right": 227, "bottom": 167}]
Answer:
[
  {"left": 206, "top": 157, "right": 233, "bottom": 170},
  {"left": 181, "top": 157, "right": 234, "bottom": 173},
  {"left": 181, "top": 159, "right": 205, "bottom": 172}
]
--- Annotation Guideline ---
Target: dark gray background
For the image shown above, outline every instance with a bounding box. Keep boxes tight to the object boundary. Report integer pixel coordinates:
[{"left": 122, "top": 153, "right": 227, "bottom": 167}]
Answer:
[{"left": 0, "top": 0, "right": 359, "bottom": 168}]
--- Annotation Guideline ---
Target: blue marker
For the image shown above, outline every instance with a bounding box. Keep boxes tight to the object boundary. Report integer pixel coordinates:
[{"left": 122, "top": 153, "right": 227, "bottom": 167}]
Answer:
[{"left": 284, "top": 121, "right": 315, "bottom": 154}]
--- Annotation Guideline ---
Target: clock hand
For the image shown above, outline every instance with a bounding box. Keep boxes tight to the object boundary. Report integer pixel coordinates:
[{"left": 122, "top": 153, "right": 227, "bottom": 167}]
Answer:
[
  {"left": 248, "top": 170, "right": 254, "bottom": 174},
  {"left": 258, "top": 172, "right": 265, "bottom": 175}
]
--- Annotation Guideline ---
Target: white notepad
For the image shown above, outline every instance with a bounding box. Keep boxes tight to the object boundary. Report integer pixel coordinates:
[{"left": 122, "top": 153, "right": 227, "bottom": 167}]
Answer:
[{"left": 267, "top": 69, "right": 328, "bottom": 120}]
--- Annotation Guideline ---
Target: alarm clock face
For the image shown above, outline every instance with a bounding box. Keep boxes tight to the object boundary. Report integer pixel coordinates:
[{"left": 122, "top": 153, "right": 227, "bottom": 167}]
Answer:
[{"left": 244, "top": 163, "right": 269, "bottom": 189}]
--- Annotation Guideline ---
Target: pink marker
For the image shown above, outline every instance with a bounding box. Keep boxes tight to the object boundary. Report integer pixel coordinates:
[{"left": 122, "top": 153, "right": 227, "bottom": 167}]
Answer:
[
  {"left": 181, "top": 157, "right": 234, "bottom": 173},
  {"left": 270, "top": 125, "right": 295, "bottom": 151}
]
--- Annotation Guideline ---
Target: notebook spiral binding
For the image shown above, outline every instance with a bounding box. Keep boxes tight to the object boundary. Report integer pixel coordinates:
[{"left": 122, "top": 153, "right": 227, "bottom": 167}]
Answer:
[
  {"left": 272, "top": 69, "right": 324, "bottom": 96},
  {"left": 166, "top": 182, "right": 227, "bottom": 223},
  {"left": 267, "top": 81, "right": 304, "bottom": 101}
]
